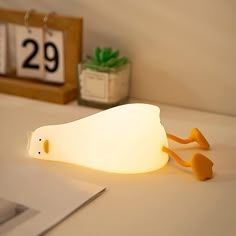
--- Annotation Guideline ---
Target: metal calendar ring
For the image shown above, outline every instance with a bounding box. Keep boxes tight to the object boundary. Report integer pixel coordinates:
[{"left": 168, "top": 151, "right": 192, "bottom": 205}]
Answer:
[
  {"left": 43, "top": 11, "right": 56, "bottom": 36},
  {"left": 24, "top": 9, "right": 35, "bottom": 33}
]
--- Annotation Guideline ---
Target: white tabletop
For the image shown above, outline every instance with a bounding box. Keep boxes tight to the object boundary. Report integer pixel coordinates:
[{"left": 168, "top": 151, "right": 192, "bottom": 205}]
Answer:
[{"left": 0, "top": 94, "right": 235, "bottom": 236}]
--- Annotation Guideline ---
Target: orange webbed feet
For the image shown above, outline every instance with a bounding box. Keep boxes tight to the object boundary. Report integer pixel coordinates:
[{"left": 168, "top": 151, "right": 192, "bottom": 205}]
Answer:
[{"left": 164, "top": 128, "right": 213, "bottom": 180}]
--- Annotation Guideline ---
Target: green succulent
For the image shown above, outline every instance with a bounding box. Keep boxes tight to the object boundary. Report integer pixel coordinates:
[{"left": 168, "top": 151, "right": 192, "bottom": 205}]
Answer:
[{"left": 84, "top": 47, "right": 128, "bottom": 72}]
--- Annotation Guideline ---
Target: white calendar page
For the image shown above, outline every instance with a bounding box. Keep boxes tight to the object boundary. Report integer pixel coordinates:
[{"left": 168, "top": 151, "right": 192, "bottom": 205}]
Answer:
[
  {"left": 44, "top": 30, "right": 65, "bottom": 84},
  {"left": 0, "top": 23, "right": 7, "bottom": 74},
  {"left": 15, "top": 26, "right": 45, "bottom": 79}
]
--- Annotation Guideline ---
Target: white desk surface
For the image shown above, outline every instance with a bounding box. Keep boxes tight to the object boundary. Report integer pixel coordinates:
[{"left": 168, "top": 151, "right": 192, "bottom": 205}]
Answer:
[{"left": 0, "top": 94, "right": 235, "bottom": 236}]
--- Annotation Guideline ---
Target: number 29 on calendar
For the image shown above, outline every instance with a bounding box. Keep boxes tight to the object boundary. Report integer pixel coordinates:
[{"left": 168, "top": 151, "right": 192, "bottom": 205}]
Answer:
[{"left": 15, "top": 25, "right": 65, "bottom": 84}]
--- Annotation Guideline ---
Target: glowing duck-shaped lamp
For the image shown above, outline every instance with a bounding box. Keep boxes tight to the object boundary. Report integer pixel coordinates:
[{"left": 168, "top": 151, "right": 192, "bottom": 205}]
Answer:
[{"left": 28, "top": 104, "right": 213, "bottom": 180}]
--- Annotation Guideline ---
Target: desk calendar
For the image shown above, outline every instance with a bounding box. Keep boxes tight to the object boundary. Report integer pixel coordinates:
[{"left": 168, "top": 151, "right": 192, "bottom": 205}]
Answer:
[{"left": 0, "top": 8, "right": 82, "bottom": 104}]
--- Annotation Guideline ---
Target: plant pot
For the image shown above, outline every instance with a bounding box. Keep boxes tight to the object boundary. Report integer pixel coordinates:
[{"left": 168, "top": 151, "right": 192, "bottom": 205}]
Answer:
[{"left": 78, "top": 63, "right": 131, "bottom": 109}]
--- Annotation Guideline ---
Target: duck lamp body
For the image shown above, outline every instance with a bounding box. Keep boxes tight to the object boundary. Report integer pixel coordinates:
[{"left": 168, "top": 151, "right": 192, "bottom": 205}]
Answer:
[{"left": 28, "top": 104, "right": 169, "bottom": 174}]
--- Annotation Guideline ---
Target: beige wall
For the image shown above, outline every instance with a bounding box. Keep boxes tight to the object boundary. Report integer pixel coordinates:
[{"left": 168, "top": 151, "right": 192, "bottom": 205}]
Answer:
[{"left": 0, "top": 0, "right": 235, "bottom": 115}]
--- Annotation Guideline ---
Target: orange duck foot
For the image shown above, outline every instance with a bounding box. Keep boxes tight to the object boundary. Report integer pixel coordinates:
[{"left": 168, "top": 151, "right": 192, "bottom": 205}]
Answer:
[
  {"left": 190, "top": 128, "right": 210, "bottom": 150},
  {"left": 190, "top": 153, "right": 213, "bottom": 180}
]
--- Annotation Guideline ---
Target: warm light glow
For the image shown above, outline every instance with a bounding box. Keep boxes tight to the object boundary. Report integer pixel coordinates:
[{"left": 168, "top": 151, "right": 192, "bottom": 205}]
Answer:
[{"left": 28, "top": 104, "right": 169, "bottom": 174}]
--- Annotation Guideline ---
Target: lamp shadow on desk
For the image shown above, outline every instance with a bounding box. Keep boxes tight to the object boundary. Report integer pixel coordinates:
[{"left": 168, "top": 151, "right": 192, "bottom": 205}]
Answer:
[{"left": 208, "top": 173, "right": 236, "bottom": 183}]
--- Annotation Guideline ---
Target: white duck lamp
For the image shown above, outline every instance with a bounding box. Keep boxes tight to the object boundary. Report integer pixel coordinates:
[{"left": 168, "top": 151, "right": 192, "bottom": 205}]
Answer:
[{"left": 28, "top": 104, "right": 213, "bottom": 180}]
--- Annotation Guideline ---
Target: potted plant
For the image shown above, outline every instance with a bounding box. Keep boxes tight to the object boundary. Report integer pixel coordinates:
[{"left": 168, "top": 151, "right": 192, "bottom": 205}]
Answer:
[{"left": 78, "top": 47, "right": 131, "bottom": 109}]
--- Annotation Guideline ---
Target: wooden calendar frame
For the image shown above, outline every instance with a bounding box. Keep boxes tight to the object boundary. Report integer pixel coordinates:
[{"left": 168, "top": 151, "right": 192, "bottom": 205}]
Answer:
[{"left": 0, "top": 8, "right": 82, "bottom": 104}]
